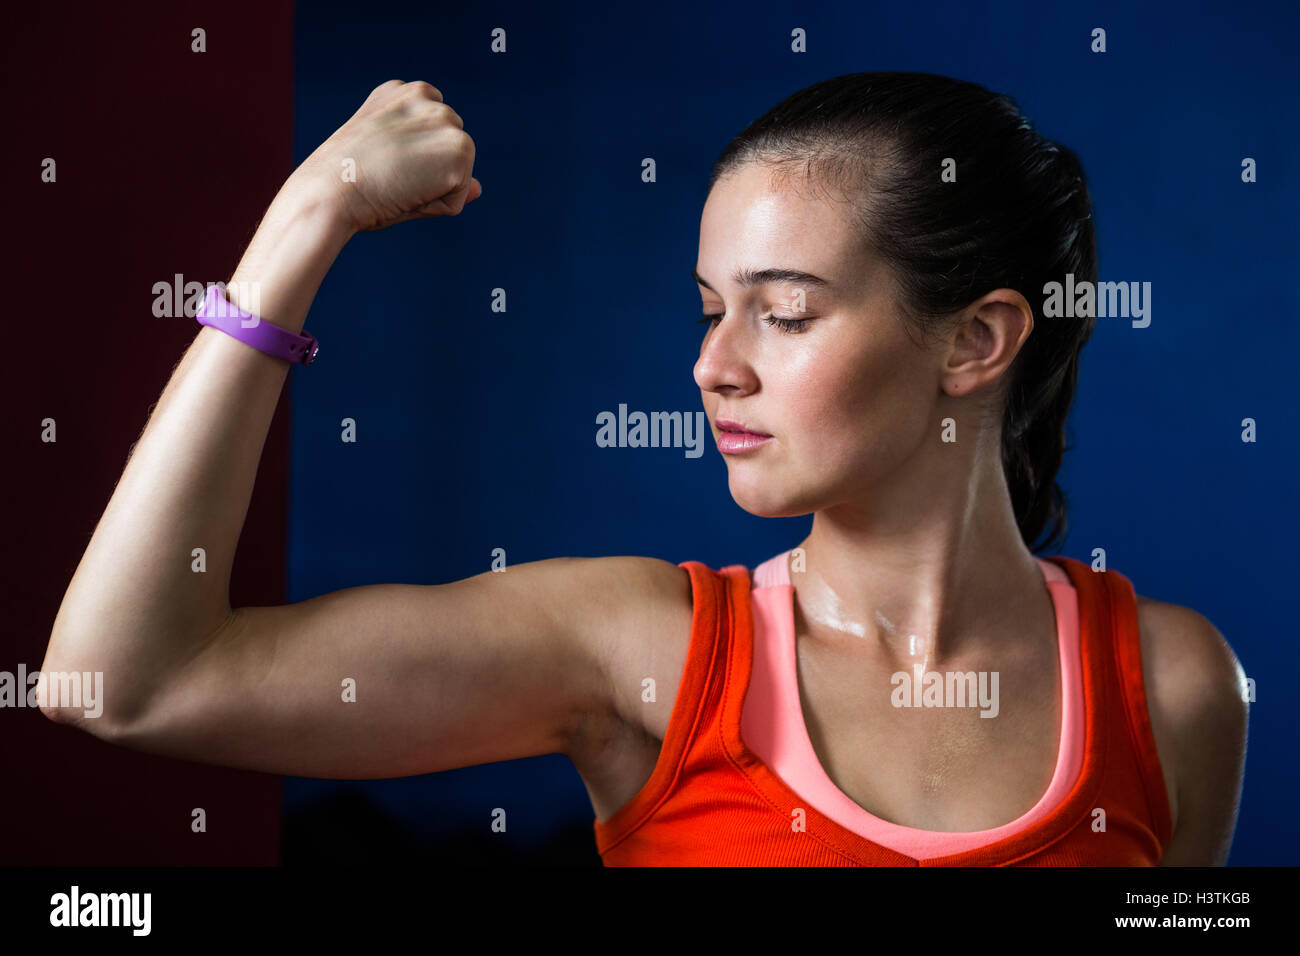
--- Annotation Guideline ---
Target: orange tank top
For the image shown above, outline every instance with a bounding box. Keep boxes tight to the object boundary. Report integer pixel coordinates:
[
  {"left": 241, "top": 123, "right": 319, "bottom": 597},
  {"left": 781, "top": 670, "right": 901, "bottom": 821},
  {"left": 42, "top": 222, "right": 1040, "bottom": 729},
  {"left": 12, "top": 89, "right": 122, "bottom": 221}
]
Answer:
[{"left": 592, "top": 555, "right": 1174, "bottom": 866}]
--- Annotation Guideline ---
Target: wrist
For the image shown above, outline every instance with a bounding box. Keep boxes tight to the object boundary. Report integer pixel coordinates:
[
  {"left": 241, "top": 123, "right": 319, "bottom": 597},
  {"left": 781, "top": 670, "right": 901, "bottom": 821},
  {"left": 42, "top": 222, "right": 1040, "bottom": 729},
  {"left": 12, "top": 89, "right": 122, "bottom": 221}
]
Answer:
[
  {"left": 224, "top": 185, "right": 353, "bottom": 336},
  {"left": 276, "top": 172, "right": 359, "bottom": 246}
]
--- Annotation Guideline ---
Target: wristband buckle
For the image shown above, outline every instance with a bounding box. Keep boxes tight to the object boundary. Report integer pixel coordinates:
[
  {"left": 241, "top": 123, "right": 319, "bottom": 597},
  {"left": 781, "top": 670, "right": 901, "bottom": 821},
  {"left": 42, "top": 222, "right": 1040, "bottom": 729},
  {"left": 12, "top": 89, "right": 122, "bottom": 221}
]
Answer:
[{"left": 298, "top": 336, "right": 320, "bottom": 365}]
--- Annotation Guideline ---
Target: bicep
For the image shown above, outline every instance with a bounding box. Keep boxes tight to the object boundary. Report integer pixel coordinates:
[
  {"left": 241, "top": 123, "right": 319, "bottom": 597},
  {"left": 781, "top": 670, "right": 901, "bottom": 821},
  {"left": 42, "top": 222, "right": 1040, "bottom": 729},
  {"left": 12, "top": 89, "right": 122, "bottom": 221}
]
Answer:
[{"left": 108, "top": 557, "right": 615, "bottom": 779}]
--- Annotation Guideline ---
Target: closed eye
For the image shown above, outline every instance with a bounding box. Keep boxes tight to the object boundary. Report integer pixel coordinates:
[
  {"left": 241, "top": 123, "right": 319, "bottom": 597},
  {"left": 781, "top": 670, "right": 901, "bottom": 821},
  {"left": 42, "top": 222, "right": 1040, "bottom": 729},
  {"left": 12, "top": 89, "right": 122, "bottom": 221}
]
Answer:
[
  {"left": 695, "top": 313, "right": 813, "bottom": 334},
  {"left": 762, "top": 314, "right": 812, "bottom": 333}
]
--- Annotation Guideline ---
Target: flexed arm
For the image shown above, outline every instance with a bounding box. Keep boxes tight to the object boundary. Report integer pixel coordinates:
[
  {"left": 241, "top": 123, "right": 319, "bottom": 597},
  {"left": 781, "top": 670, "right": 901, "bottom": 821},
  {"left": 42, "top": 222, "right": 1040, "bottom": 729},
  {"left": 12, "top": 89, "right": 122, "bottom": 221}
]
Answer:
[{"left": 39, "top": 82, "right": 505, "bottom": 748}]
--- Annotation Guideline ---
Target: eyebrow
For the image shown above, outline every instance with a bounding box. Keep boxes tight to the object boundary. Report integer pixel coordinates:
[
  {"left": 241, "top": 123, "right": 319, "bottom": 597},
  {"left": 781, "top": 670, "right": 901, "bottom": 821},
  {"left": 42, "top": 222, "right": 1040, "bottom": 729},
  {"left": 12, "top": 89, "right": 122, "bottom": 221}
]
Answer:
[{"left": 692, "top": 267, "right": 832, "bottom": 293}]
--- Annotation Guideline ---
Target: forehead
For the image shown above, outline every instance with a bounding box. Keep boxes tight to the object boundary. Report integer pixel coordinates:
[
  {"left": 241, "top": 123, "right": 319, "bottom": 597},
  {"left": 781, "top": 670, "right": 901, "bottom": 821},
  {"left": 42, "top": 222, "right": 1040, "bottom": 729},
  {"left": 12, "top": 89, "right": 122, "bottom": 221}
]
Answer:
[{"left": 698, "top": 162, "right": 867, "bottom": 291}]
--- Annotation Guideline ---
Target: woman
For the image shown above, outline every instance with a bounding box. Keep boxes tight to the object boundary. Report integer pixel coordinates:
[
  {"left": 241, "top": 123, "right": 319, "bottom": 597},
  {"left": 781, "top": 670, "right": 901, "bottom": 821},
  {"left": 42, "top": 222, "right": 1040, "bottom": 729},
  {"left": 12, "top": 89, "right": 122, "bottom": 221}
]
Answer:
[{"left": 41, "top": 73, "right": 1247, "bottom": 865}]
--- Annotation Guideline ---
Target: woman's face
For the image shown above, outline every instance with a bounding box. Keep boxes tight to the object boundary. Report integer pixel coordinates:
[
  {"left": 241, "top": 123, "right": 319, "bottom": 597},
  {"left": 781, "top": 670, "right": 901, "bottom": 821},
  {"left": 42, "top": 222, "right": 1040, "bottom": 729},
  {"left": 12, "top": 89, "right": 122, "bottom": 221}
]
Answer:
[{"left": 693, "top": 162, "right": 945, "bottom": 518}]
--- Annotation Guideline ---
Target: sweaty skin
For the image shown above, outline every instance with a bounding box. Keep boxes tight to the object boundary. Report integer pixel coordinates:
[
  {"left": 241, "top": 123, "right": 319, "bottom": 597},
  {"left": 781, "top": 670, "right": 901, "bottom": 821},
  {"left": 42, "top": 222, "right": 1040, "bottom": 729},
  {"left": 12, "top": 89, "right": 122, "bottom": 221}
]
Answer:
[
  {"left": 692, "top": 161, "right": 1054, "bottom": 825},
  {"left": 693, "top": 161, "right": 1044, "bottom": 673}
]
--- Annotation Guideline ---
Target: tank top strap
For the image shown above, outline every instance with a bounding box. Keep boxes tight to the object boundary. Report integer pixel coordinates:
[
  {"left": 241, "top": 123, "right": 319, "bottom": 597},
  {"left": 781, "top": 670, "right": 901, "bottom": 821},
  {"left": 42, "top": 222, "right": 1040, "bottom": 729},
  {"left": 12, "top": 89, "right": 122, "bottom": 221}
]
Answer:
[
  {"left": 593, "top": 559, "right": 733, "bottom": 854},
  {"left": 752, "top": 550, "right": 792, "bottom": 589},
  {"left": 1053, "top": 555, "right": 1174, "bottom": 853},
  {"left": 1095, "top": 559, "right": 1175, "bottom": 850}
]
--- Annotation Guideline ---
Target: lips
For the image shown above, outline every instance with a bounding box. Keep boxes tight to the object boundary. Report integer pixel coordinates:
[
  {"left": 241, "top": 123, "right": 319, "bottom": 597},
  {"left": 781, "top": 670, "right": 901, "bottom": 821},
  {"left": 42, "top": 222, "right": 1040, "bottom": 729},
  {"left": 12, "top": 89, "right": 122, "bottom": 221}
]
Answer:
[
  {"left": 715, "top": 418, "right": 771, "bottom": 438},
  {"left": 714, "top": 418, "right": 774, "bottom": 455}
]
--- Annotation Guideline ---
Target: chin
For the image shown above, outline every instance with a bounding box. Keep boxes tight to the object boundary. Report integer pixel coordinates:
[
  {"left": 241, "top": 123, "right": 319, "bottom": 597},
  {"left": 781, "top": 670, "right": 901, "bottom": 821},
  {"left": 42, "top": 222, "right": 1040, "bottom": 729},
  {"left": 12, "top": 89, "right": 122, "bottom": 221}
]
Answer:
[{"left": 727, "top": 475, "right": 818, "bottom": 519}]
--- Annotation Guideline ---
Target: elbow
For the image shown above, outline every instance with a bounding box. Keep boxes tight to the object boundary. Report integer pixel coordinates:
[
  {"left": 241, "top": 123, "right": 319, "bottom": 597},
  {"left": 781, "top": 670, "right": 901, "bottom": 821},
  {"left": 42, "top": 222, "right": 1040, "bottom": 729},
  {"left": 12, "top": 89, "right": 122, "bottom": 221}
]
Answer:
[
  {"left": 39, "top": 693, "right": 94, "bottom": 731},
  {"left": 40, "top": 699, "right": 92, "bottom": 730},
  {"left": 38, "top": 698, "right": 70, "bottom": 724},
  {"left": 35, "top": 651, "right": 119, "bottom": 734},
  {"left": 40, "top": 692, "right": 124, "bottom": 741}
]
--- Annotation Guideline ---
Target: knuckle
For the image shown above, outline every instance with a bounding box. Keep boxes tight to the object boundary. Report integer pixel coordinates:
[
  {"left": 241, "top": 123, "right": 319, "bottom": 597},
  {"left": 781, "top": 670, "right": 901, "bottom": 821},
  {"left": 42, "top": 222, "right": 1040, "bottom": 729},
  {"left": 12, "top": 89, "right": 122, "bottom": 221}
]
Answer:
[
  {"left": 405, "top": 80, "right": 443, "bottom": 101},
  {"left": 442, "top": 168, "right": 465, "bottom": 193}
]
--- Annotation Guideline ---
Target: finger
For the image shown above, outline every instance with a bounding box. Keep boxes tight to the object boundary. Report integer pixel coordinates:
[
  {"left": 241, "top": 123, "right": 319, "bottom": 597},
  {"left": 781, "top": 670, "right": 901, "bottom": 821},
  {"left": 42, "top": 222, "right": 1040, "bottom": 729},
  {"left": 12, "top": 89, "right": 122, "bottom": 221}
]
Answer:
[
  {"left": 366, "top": 79, "right": 405, "bottom": 102},
  {"left": 405, "top": 80, "right": 444, "bottom": 102},
  {"left": 440, "top": 179, "right": 473, "bottom": 216},
  {"left": 464, "top": 177, "right": 482, "bottom": 204},
  {"left": 419, "top": 178, "right": 474, "bottom": 218},
  {"left": 435, "top": 103, "right": 464, "bottom": 129}
]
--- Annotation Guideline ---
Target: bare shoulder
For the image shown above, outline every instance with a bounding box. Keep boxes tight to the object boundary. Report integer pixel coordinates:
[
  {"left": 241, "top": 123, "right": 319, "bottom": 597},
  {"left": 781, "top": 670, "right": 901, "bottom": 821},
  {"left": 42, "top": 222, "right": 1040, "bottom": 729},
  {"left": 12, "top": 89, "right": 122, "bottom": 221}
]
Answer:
[
  {"left": 565, "top": 555, "right": 696, "bottom": 742},
  {"left": 1134, "top": 593, "right": 1249, "bottom": 865}
]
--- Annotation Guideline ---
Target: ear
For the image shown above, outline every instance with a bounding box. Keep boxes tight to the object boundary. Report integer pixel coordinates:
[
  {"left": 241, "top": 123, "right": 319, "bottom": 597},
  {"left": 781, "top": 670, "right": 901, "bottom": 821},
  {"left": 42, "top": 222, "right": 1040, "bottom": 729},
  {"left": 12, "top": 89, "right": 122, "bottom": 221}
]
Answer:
[{"left": 940, "top": 289, "right": 1034, "bottom": 397}]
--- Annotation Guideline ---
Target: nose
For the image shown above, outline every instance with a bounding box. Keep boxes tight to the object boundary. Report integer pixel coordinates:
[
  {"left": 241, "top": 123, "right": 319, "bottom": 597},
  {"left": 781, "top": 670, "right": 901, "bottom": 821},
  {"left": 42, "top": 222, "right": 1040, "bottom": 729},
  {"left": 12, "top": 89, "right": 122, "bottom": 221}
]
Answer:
[{"left": 693, "top": 316, "right": 759, "bottom": 396}]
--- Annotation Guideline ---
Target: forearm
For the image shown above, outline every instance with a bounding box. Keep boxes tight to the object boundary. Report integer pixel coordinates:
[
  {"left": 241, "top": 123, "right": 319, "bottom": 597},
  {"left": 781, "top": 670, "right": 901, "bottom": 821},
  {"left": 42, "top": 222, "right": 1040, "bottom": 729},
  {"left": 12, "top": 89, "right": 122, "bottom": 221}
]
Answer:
[{"left": 43, "top": 178, "right": 353, "bottom": 725}]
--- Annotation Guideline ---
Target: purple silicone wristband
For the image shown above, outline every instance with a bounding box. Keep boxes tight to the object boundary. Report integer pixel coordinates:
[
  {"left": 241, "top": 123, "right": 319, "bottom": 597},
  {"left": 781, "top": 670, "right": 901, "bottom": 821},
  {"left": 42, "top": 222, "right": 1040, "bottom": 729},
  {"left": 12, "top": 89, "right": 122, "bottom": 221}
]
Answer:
[{"left": 195, "top": 284, "right": 319, "bottom": 365}]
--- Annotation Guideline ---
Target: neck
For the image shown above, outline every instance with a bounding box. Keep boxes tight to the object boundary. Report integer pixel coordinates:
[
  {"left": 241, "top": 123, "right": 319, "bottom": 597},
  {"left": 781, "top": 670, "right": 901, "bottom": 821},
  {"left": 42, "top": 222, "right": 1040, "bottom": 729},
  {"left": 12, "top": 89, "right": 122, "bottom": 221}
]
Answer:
[{"left": 792, "top": 433, "right": 1047, "bottom": 668}]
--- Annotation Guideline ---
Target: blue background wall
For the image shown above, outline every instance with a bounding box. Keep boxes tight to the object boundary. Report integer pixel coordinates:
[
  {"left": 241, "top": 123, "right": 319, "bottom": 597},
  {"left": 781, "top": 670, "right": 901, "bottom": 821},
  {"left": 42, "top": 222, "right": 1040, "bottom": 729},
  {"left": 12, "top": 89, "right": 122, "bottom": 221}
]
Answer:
[{"left": 286, "top": 0, "right": 1298, "bottom": 864}]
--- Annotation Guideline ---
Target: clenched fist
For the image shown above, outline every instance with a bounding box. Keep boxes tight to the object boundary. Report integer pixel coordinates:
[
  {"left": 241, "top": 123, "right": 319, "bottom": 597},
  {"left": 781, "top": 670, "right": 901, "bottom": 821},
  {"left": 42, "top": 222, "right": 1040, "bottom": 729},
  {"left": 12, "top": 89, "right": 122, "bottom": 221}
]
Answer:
[{"left": 293, "top": 79, "right": 481, "bottom": 233}]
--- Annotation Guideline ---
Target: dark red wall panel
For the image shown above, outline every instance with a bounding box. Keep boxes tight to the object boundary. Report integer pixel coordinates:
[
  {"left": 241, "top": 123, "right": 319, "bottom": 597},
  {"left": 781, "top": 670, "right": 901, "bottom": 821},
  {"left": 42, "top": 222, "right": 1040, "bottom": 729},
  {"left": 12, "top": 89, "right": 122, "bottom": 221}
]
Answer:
[{"left": 2, "top": 0, "right": 294, "bottom": 864}]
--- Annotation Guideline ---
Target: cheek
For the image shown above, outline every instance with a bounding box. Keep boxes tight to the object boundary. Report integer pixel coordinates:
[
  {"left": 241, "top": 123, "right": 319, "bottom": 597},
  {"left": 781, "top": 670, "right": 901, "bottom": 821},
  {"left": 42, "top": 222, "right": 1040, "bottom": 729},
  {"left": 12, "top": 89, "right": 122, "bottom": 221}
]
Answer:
[{"left": 780, "top": 340, "right": 933, "bottom": 471}]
